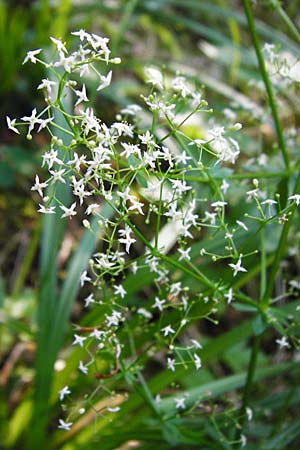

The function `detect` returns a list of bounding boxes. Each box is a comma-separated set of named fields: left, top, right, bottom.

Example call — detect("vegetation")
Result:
left=1, top=1, right=300, bottom=449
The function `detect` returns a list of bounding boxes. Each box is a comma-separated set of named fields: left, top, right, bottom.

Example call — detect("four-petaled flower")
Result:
left=58, top=419, right=73, bottom=431
left=229, top=255, right=247, bottom=277
left=59, top=385, right=71, bottom=401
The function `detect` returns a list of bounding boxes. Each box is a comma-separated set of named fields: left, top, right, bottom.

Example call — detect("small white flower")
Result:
left=145, top=67, right=163, bottom=89
left=75, top=84, right=88, bottom=106
left=37, top=204, right=56, bottom=214
left=21, top=108, right=40, bottom=135
left=58, top=419, right=73, bottom=431
left=175, top=397, right=186, bottom=409
left=240, top=434, right=247, bottom=447
left=178, top=248, right=191, bottom=261
left=190, top=339, right=203, bottom=349
left=152, top=297, right=166, bottom=312
left=288, top=194, right=300, bottom=206
left=60, top=202, right=77, bottom=219
left=58, top=385, right=71, bottom=401
left=23, top=49, right=42, bottom=64
left=114, top=284, right=127, bottom=299
left=276, top=336, right=289, bottom=349
left=97, top=70, right=112, bottom=91
left=37, top=78, right=56, bottom=97
left=236, top=220, right=248, bottom=231
left=50, top=36, right=68, bottom=54
left=221, top=179, right=229, bottom=194
left=6, top=116, right=20, bottom=134
left=80, top=270, right=91, bottom=287
left=72, top=334, right=87, bottom=347
left=224, top=287, right=233, bottom=304
left=194, top=353, right=202, bottom=370
left=31, top=175, right=48, bottom=197
left=78, top=361, right=89, bottom=374
left=161, top=325, right=175, bottom=336
left=229, top=255, right=247, bottom=277
left=246, top=407, right=253, bottom=421
left=137, top=308, right=152, bottom=319
left=84, top=293, right=95, bottom=307
left=71, top=29, right=89, bottom=41
left=167, top=357, right=175, bottom=371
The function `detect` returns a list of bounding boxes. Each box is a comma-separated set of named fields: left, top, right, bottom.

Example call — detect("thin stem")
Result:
left=242, top=0, right=289, bottom=170
left=261, top=173, right=300, bottom=309
left=237, top=335, right=261, bottom=433
left=274, top=1, right=300, bottom=43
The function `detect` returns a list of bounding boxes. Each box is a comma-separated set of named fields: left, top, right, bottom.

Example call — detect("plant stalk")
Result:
left=242, top=0, right=289, bottom=171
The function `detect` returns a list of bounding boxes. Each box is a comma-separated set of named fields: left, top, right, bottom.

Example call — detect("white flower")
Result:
left=75, top=84, right=88, bottom=105
left=167, top=357, right=175, bottom=371
left=97, top=70, right=112, bottom=91
left=58, top=385, right=71, bottom=401
left=276, top=336, right=289, bottom=349
left=37, top=204, right=56, bottom=214
left=145, top=67, right=163, bottom=89
left=42, top=149, right=62, bottom=169
left=178, top=248, right=191, bottom=261
left=246, top=407, right=253, bottom=421
left=50, top=36, right=68, bottom=54
left=37, top=78, right=56, bottom=97
left=236, top=220, right=248, bottom=231
left=194, top=353, right=202, bottom=370
left=80, top=270, right=91, bottom=287
left=224, top=287, right=233, bottom=304
left=152, top=297, right=166, bottom=311
left=161, top=325, right=175, bottom=336
left=137, top=308, right=152, bottom=319
left=60, top=202, right=77, bottom=218
left=175, top=397, right=186, bottom=409
left=31, top=175, right=48, bottom=197
left=6, top=116, right=20, bottom=134
left=114, top=284, right=127, bottom=299
left=190, top=339, right=203, bottom=349
left=50, top=169, right=66, bottom=184
left=221, top=179, right=229, bottom=194
left=155, top=394, right=161, bottom=404
left=229, top=255, right=247, bottom=277
left=78, top=361, right=89, bottom=374
left=288, top=194, right=300, bottom=206
left=58, top=419, right=72, bottom=431
left=23, top=49, right=42, bottom=64
left=240, top=434, right=247, bottom=448
left=175, top=151, right=192, bottom=165
left=118, top=226, right=136, bottom=253
left=71, top=29, right=89, bottom=41
left=72, top=334, right=87, bottom=347
left=21, top=108, right=40, bottom=135
left=37, top=117, right=54, bottom=133
left=84, top=293, right=95, bottom=308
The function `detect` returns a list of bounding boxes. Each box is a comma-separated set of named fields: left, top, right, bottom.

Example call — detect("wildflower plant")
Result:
left=6, top=5, right=300, bottom=448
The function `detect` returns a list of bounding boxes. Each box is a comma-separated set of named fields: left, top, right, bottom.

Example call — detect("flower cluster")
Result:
left=7, top=31, right=300, bottom=432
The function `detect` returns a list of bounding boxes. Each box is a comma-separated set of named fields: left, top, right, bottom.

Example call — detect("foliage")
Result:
left=1, top=1, right=300, bottom=450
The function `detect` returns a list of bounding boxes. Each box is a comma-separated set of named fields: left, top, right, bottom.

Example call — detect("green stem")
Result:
left=236, top=334, right=261, bottom=435
left=274, top=1, right=300, bottom=43
left=242, top=0, right=289, bottom=171
left=261, top=172, right=300, bottom=309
